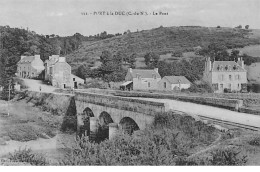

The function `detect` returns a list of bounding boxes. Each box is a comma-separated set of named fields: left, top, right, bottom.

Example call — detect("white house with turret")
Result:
left=203, top=57, right=247, bottom=93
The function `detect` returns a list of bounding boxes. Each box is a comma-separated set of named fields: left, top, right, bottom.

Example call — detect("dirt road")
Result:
left=22, top=78, right=56, bottom=93
left=134, top=97, right=260, bottom=129
left=0, top=99, right=75, bottom=159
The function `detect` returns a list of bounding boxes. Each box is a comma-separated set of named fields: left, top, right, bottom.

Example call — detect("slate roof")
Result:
left=45, top=56, right=59, bottom=65
left=71, top=74, right=84, bottom=81
left=121, top=81, right=133, bottom=86
left=130, top=69, right=161, bottom=78
left=18, top=56, right=35, bottom=63
left=212, top=61, right=246, bottom=72
left=164, top=76, right=191, bottom=84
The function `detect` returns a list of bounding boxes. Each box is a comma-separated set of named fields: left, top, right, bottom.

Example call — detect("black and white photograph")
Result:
left=1, top=0, right=260, bottom=167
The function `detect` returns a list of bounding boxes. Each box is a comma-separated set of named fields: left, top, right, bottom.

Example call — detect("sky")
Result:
left=0, top=0, right=260, bottom=36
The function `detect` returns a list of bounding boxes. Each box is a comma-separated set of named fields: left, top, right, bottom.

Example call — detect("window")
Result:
left=148, top=82, right=150, bottom=87
left=221, top=74, right=224, bottom=81
left=220, top=84, right=223, bottom=90
left=164, top=82, right=166, bottom=88
left=238, top=75, right=240, bottom=80
left=212, top=84, right=218, bottom=90
left=225, top=65, right=228, bottom=70
left=73, top=78, right=75, bottom=81
left=229, top=75, right=232, bottom=81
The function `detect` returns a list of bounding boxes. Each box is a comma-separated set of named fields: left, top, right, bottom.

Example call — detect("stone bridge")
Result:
left=74, top=91, right=169, bottom=140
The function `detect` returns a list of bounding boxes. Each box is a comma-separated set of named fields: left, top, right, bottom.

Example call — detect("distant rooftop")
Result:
left=130, top=68, right=161, bottom=78
left=163, top=76, right=191, bottom=84
left=212, top=61, right=245, bottom=72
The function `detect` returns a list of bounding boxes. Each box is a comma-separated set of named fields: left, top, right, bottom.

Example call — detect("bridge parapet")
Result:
left=75, top=91, right=167, bottom=115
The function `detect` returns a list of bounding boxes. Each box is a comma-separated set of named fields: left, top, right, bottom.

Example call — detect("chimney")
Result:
left=209, top=60, right=212, bottom=71
left=129, top=68, right=132, bottom=73
left=237, top=57, right=244, bottom=69
left=241, top=57, right=244, bottom=69
left=58, top=57, right=66, bottom=62
left=206, top=57, right=212, bottom=71
left=34, top=55, right=40, bottom=59
left=154, top=68, right=158, bottom=73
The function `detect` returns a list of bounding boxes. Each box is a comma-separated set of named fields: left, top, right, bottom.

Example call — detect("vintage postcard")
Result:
left=0, top=0, right=260, bottom=167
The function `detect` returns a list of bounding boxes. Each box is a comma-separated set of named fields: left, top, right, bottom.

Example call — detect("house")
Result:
left=124, top=68, right=161, bottom=90
left=71, top=74, right=84, bottom=89
left=44, top=55, right=59, bottom=81
left=44, top=55, right=71, bottom=88
left=158, top=76, right=191, bottom=91
left=45, top=55, right=84, bottom=89
left=202, top=57, right=247, bottom=93
left=17, top=55, right=44, bottom=78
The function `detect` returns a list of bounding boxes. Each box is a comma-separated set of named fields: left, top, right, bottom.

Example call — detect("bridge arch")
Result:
left=79, top=107, right=94, bottom=136
left=99, top=111, right=114, bottom=127
left=83, top=107, right=95, bottom=118
left=119, top=117, right=140, bottom=135
left=95, top=111, right=114, bottom=142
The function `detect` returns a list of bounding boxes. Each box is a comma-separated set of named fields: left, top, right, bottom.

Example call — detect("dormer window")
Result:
left=225, top=65, right=228, bottom=70
left=233, top=65, right=237, bottom=70
left=217, top=65, right=220, bottom=70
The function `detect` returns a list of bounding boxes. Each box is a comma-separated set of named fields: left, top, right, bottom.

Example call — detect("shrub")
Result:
left=208, top=147, right=247, bottom=165
left=8, top=148, right=49, bottom=165
left=60, top=112, right=220, bottom=165
left=248, top=137, right=260, bottom=146
left=185, top=82, right=214, bottom=93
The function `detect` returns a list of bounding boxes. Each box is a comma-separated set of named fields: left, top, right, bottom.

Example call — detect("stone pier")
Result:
left=89, top=117, right=99, bottom=141
left=109, top=123, right=119, bottom=140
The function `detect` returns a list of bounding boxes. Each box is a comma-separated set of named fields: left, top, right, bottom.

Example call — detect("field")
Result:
left=0, top=92, right=77, bottom=164
left=228, top=44, right=260, bottom=57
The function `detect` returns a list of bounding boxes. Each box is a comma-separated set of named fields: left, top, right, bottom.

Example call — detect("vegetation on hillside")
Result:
left=0, top=26, right=61, bottom=99
left=65, top=26, right=260, bottom=67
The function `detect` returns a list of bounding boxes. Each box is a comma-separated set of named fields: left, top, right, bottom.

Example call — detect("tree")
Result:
left=230, top=49, right=240, bottom=61
left=128, top=53, right=137, bottom=68
left=75, top=64, right=91, bottom=79
left=235, top=25, right=242, bottom=29
left=144, top=52, right=159, bottom=67
left=198, top=43, right=229, bottom=61
left=245, top=25, right=249, bottom=29
left=99, top=50, right=125, bottom=84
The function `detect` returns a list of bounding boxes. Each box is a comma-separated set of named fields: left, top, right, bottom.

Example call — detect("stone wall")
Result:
left=113, top=90, right=243, bottom=111
left=74, top=91, right=168, bottom=115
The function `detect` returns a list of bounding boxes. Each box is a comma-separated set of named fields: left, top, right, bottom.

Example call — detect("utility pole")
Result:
left=7, top=79, right=11, bottom=116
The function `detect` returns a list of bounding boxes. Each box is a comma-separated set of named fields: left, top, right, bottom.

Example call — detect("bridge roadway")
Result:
left=129, top=97, right=260, bottom=129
